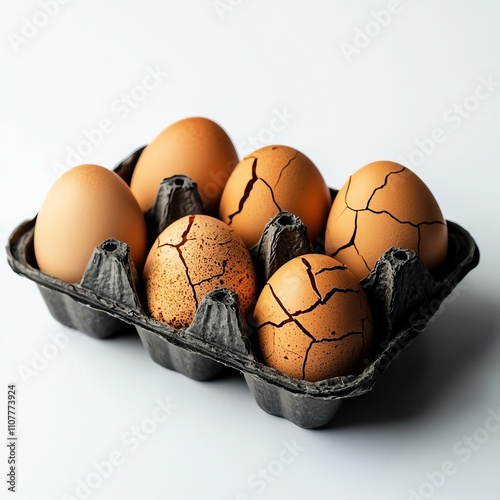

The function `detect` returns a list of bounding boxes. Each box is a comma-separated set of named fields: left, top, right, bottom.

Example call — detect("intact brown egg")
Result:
left=130, top=117, right=238, bottom=214
left=325, top=161, right=448, bottom=282
left=253, top=254, right=373, bottom=382
left=218, top=145, right=331, bottom=248
left=34, top=164, right=147, bottom=284
left=144, top=214, right=257, bottom=328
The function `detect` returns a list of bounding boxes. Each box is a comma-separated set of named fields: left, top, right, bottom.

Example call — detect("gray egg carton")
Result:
left=6, top=146, right=480, bottom=428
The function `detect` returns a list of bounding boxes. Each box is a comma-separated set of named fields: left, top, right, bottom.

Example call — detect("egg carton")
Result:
left=6, top=146, right=480, bottom=428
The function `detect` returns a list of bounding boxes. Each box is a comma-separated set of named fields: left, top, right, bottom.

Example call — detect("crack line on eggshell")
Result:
left=367, top=209, right=446, bottom=229
left=258, top=281, right=362, bottom=329
left=157, top=237, right=196, bottom=249
left=330, top=211, right=371, bottom=273
left=299, top=291, right=372, bottom=381
left=260, top=177, right=282, bottom=212
left=300, top=317, right=370, bottom=380
left=302, top=257, right=322, bottom=300
left=227, top=152, right=296, bottom=226
left=365, top=166, right=406, bottom=210
left=157, top=214, right=199, bottom=307
left=191, top=260, right=228, bottom=287
left=261, top=322, right=306, bottom=363
left=329, top=167, right=446, bottom=272
left=266, top=283, right=316, bottom=342
left=336, top=176, right=353, bottom=220
left=217, top=238, right=234, bottom=246
left=314, top=265, right=347, bottom=275
left=353, top=237, right=371, bottom=273
left=256, top=317, right=295, bottom=331
left=301, top=332, right=364, bottom=380
left=275, top=339, right=303, bottom=359
left=273, top=152, right=298, bottom=188
left=227, top=157, right=259, bottom=226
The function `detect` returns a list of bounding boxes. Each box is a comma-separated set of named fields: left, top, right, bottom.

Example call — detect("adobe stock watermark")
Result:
left=408, top=405, right=500, bottom=500
left=61, top=396, right=178, bottom=500
left=398, top=75, right=499, bottom=169
left=17, top=327, right=79, bottom=384
left=213, top=0, right=244, bottom=22
left=340, top=0, right=404, bottom=64
left=238, top=107, right=295, bottom=157
left=235, top=440, right=305, bottom=499
left=7, top=0, right=74, bottom=53
left=52, top=64, right=168, bottom=176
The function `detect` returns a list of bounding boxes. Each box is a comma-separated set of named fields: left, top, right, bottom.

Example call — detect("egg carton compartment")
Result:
left=6, top=147, right=480, bottom=428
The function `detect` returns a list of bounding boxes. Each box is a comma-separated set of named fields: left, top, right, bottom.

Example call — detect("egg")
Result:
left=219, top=145, right=331, bottom=248
left=325, top=161, right=448, bottom=282
left=253, top=254, right=373, bottom=382
left=144, top=214, right=257, bottom=328
left=34, top=164, right=147, bottom=283
left=130, top=117, right=238, bottom=214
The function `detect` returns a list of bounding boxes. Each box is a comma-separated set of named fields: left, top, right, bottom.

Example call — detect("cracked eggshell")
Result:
left=130, top=117, right=238, bottom=214
left=143, top=214, right=257, bottom=329
left=325, top=161, right=448, bottom=282
left=34, top=164, right=147, bottom=284
left=253, top=254, right=373, bottom=382
left=218, top=145, right=331, bottom=248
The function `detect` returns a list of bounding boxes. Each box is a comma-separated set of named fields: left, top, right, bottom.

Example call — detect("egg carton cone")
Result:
left=6, top=147, right=480, bottom=428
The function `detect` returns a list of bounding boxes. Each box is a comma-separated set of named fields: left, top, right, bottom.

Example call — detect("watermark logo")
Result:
left=61, top=397, right=178, bottom=499
left=52, top=64, right=168, bottom=176
left=340, top=0, right=404, bottom=63
left=18, top=328, right=78, bottom=384
left=238, top=107, right=295, bottom=157
left=213, top=0, right=245, bottom=21
left=408, top=405, right=500, bottom=499
left=399, top=75, right=500, bottom=169
left=235, top=440, right=305, bottom=499
left=7, top=0, right=74, bottom=53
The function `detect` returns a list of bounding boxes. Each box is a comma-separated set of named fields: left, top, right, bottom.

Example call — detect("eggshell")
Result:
left=219, top=145, right=331, bottom=248
left=325, top=161, right=448, bottom=282
left=34, top=164, right=147, bottom=284
left=130, top=117, right=238, bottom=214
left=144, top=214, right=257, bottom=328
left=253, top=254, right=373, bottom=382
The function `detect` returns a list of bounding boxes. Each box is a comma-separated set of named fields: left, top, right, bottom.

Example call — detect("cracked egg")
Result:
left=219, top=145, right=331, bottom=248
left=143, top=214, right=257, bottom=329
left=253, top=254, right=373, bottom=382
left=325, top=161, right=448, bottom=282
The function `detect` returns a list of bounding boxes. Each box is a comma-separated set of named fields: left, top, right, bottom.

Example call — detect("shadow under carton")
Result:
left=6, top=146, right=480, bottom=428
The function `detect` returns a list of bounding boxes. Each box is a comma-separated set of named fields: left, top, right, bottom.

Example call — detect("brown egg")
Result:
left=253, top=254, right=373, bottom=382
left=144, top=214, right=257, bottom=328
left=325, top=161, right=448, bottom=282
left=219, top=145, right=331, bottom=248
left=130, top=117, right=238, bottom=214
left=34, top=164, right=147, bottom=284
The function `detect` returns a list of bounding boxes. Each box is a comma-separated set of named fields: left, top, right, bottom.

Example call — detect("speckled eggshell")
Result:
left=325, top=161, right=448, bottom=282
left=34, top=164, right=147, bottom=284
left=253, top=254, right=373, bottom=382
left=218, top=145, right=331, bottom=248
left=144, top=214, right=257, bottom=328
left=130, top=117, right=238, bottom=214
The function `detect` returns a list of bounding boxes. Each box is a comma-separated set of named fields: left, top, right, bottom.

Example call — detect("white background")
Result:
left=1, top=1, right=500, bottom=499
